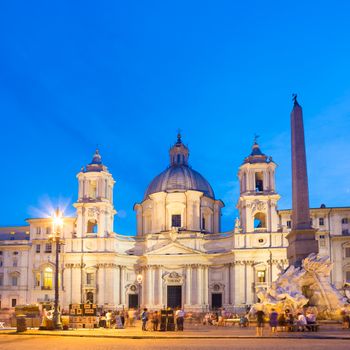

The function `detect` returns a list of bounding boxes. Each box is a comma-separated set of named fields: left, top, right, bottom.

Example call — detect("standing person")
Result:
left=128, top=308, right=135, bottom=327
left=269, top=308, right=278, bottom=335
left=255, top=309, right=265, bottom=337
left=175, top=308, right=185, bottom=331
left=141, top=308, right=148, bottom=331
left=106, top=310, right=112, bottom=329
left=151, top=311, right=160, bottom=331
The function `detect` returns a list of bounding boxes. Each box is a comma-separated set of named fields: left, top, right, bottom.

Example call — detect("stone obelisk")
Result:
left=287, top=95, right=318, bottom=266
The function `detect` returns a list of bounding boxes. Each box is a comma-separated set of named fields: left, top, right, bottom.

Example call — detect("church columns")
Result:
left=146, top=266, right=153, bottom=306
left=114, top=265, right=120, bottom=306
left=229, top=263, right=235, bottom=306
left=197, top=265, right=203, bottom=305
left=97, top=264, right=105, bottom=306
left=64, top=264, right=73, bottom=305
left=157, top=266, right=163, bottom=306
left=120, top=266, right=126, bottom=306
left=185, top=265, right=192, bottom=305
left=203, top=265, right=209, bottom=306
left=71, top=264, right=82, bottom=304
left=245, top=262, right=254, bottom=305
left=224, top=264, right=230, bottom=305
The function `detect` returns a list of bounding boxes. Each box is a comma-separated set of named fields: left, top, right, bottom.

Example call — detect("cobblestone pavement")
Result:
left=0, top=335, right=350, bottom=350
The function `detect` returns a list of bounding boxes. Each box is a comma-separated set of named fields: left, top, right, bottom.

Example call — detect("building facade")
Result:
left=0, top=135, right=349, bottom=311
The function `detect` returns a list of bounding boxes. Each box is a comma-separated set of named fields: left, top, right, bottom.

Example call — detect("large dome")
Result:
left=144, top=164, right=215, bottom=199
left=144, top=133, right=215, bottom=200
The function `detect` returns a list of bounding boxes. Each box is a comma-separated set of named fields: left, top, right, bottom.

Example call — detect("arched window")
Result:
left=89, top=180, right=97, bottom=198
left=43, top=267, right=53, bottom=290
left=87, top=220, right=98, bottom=234
left=254, top=212, right=266, bottom=229
left=86, top=292, right=94, bottom=303
left=255, top=172, right=264, bottom=192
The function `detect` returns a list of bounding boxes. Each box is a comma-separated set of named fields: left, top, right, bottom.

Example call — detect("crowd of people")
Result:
left=254, top=308, right=318, bottom=336
left=96, top=307, right=186, bottom=331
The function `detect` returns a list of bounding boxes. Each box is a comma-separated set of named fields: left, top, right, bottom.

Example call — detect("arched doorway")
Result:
left=86, top=291, right=94, bottom=303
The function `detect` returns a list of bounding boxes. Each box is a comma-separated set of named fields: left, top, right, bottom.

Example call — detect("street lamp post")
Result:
left=51, top=208, right=63, bottom=330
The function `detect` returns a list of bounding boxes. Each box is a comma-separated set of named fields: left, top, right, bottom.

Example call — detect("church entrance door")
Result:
left=211, top=293, right=222, bottom=309
left=128, top=294, right=139, bottom=309
left=167, top=286, right=182, bottom=308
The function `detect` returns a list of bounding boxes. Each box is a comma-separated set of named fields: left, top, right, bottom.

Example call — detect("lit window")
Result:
left=319, top=218, right=324, bottom=226
left=257, top=271, right=266, bottom=283
left=172, top=215, right=181, bottom=228
left=36, top=244, right=41, bottom=253
left=43, top=267, right=53, bottom=290
left=45, top=243, right=52, bottom=253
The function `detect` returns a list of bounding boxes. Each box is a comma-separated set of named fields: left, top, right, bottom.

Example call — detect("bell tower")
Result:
left=237, top=138, right=280, bottom=233
left=74, top=149, right=116, bottom=238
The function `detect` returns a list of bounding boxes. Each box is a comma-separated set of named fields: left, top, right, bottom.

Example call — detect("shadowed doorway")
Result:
left=167, top=286, right=182, bottom=308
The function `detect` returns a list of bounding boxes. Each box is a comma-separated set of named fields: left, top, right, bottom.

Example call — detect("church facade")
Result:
left=0, top=135, right=350, bottom=311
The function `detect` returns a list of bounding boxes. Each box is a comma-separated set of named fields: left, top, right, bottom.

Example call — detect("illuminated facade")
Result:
left=0, top=136, right=349, bottom=311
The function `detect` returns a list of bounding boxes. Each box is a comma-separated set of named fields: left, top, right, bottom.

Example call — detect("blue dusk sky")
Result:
left=1, top=1, right=350, bottom=235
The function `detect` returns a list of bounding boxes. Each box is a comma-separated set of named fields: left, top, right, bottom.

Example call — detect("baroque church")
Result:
left=1, top=133, right=350, bottom=311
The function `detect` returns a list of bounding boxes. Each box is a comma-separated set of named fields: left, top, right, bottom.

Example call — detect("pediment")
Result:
left=146, top=242, right=201, bottom=255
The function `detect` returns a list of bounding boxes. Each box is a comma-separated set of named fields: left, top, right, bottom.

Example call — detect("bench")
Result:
left=224, top=318, right=241, bottom=326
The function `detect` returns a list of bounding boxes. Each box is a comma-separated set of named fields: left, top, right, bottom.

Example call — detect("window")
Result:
left=13, top=259, right=17, bottom=267
left=0, top=273, right=3, bottom=286
left=319, top=235, right=325, bottom=239
left=254, top=213, right=266, bottom=229
left=46, top=227, right=51, bottom=235
left=45, top=243, right=52, bottom=253
left=342, top=229, right=349, bottom=236
left=202, top=217, right=206, bottom=230
left=36, top=244, right=41, bottom=253
left=12, top=276, right=18, bottom=286
left=89, top=180, right=97, bottom=198
left=257, top=271, right=266, bottom=283
left=342, top=218, right=348, bottom=224
left=11, top=299, right=17, bottom=307
left=345, top=248, right=350, bottom=258
left=319, top=218, right=324, bottom=226
left=0, top=251, right=2, bottom=255
left=171, top=214, right=181, bottom=228
left=286, top=220, right=291, bottom=229
left=0, top=260, right=3, bottom=267
left=43, top=267, right=53, bottom=290
left=346, top=271, right=350, bottom=283
left=86, top=273, right=94, bottom=285
left=36, top=227, right=41, bottom=235
left=87, top=220, right=98, bottom=234
left=255, top=172, right=264, bottom=192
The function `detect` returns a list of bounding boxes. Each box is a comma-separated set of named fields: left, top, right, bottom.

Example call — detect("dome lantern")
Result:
left=169, top=131, right=189, bottom=166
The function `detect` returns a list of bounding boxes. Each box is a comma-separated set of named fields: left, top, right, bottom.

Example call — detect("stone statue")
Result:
left=254, top=253, right=347, bottom=319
